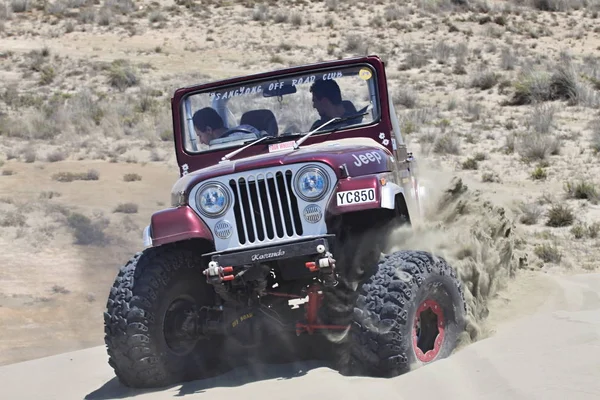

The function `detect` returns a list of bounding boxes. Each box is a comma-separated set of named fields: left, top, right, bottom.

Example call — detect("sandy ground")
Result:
left=1, top=269, right=598, bottom=400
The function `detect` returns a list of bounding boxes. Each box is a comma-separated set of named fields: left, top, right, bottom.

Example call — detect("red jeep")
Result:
left=103, top=55, right=467, bottom=388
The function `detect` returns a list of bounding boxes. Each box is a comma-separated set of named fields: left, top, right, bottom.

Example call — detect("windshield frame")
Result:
left=170, top=56, right=394, bottom=176
left=178, top=62, right=382, bottom=156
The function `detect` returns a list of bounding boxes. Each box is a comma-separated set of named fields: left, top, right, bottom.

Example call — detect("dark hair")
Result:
left=310, top=79, right=342, bottom=105
left=192, top=107, right=224, bottom=131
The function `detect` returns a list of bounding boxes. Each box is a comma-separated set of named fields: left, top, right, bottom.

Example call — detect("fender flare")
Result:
left=144, top=205, right=214, bottom=247
left=381, top=178, right=427, bottom=223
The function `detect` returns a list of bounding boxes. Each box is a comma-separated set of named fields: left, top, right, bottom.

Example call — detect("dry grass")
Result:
left=546, top=203, right=574, bottom=227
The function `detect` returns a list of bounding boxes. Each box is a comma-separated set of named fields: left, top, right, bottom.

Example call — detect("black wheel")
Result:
left=340, top=250, right=467, bottom=377
left=103, top=242, right=222, bottom=388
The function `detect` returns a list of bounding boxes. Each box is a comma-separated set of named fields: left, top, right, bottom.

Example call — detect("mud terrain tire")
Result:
left=342, top=250, right=467, bottom=377
left=103, top=243, right=222, bottom=388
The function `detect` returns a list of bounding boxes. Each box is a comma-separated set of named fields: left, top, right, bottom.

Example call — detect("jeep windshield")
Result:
left=181, top=64, right=381, bottom=153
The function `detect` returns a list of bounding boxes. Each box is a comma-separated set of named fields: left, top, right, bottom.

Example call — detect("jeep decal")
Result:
left=352, top=151, right=383, bottom=167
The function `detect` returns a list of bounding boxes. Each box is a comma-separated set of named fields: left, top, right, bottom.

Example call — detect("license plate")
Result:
left=336, top=188, right=376, bottom=206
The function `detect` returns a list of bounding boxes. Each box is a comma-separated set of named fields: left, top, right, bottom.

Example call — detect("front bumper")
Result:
left=205, top=234, right=335, bottom=267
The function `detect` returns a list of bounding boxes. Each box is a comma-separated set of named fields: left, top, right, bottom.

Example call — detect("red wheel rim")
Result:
left=412, top=299, right=445, bottom=362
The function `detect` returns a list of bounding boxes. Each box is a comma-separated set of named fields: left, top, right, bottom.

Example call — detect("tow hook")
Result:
left=305, top=244, right=337, bottom=287
left=203, top=261, right=234, bottom=284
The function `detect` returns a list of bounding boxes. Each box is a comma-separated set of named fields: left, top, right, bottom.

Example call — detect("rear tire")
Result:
left=103, top=242, right=222, bottom=388
left=340, top=250, right=467, bottom=377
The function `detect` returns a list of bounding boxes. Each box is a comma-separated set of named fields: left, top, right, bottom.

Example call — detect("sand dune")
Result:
left=1, top=271, right=598, bottom=400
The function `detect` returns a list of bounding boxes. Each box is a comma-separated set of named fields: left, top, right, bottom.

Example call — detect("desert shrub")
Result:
left=473, top=152, right=487, bottom=161
left=534, top=243, right=562, bottom=263
left=114, top=202, right=138, bottom=213
left=571, top=223, right=586, bottom=239
left=530, top=165, right=547, bottom=180
left=481, top=171, right=500, bottom=183
left=394, top=86, right=418, bottom=109
left=0, top=211, right=26, bottom=227
left=528, top=104, right=555, bottom=134
left=23, top=149, right=36, bottom=163
left=469, top=68, right=499, bottom=90
left=344, top=34, right=367, bottom=54
left=432, top=40, right=452, bottom=64
left=123, top=173, right=142, bottom=182
left=384, top=4, right=404, bottom=20
left=564, top=180, right=599, bottom=203
left=46, top=149, right=66, bottom=162
left=252, top=3, right=269, bottom=20
left=78, top=7, right=95, bottom=23
left=107, top=59, right=139, bottom=91
left=500, top=47, right=517, bottom=70
left=546, top=203, right=574, bottom=227
left=290, top=11, right=302, bottom=26
left=10, top=0, right=29, bottom=13
left=519, top=202, right=542, bottom=225
left=97, top=6, right=112, bottom=25
left=433, top=133, right=461, bottom=155
left=461, top=157, right=478, bottom=170
left=518, top=133, right=560, bottom=161
left=399, top=43, right=430, bottom=70
left=52, top=169, right=99, bottom=182
left=508, top=60, right=596, bottom=106
left=148, top=10, right=166, bottom=23
left=67, top=212, right=108, bottom=245
left=589, top=222, right=600, bottom=238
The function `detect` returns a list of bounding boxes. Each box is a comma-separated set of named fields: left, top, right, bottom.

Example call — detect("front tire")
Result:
left=103, top=242, right=222, bottom=388
left=342, top=250, right=467, bottom=377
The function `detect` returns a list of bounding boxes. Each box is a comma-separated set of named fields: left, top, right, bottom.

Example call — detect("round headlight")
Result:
left=195, top=182, right=230, bottom=217
left=294, top=165, right=329, bottom=202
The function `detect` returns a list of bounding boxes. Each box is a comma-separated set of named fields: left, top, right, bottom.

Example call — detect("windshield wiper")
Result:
left=220, top=135, right=270, bottom=162
left=293, top=106, right=371, bottom=150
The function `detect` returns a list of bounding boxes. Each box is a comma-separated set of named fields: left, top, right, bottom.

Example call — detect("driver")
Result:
left=309, top=79, right=357, bottom=131
left=192, top=107, right=260, bottom=145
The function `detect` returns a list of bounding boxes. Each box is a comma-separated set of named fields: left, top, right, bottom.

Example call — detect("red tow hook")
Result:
left=305, top=261, right=318, bottom=272
left=202, top=262, right=234, bottom=283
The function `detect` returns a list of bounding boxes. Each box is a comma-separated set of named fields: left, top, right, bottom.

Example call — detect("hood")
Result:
left=171, top=137, right=394, bottom=198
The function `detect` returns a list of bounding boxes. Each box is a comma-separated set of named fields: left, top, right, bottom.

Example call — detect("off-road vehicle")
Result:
left=103, top=55, right=467, bottom=389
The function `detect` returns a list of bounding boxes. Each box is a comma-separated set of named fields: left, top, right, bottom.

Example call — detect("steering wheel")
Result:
left=220, top=127, right=257, bottom=138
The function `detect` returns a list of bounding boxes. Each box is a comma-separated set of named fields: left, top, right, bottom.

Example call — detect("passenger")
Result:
left=192, top=107, right=260, bottom=145
left=192, top=107, right=226, bottom=144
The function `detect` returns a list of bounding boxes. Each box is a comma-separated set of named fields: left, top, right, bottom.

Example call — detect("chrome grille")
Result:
left=229, top=169, right=303, bottom=244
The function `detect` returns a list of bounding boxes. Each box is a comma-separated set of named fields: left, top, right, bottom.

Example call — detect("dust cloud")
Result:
left=387, top=165, right=527, bottom=346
